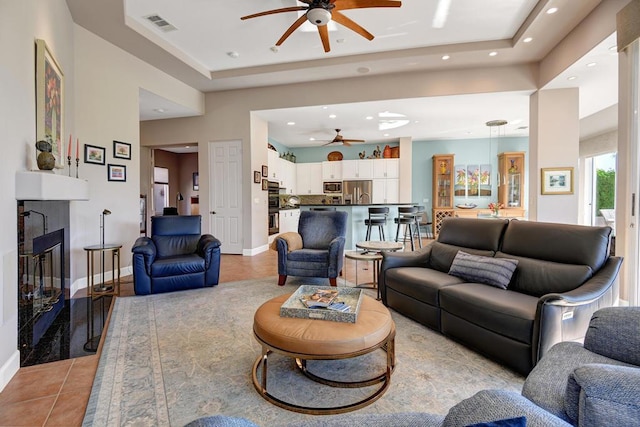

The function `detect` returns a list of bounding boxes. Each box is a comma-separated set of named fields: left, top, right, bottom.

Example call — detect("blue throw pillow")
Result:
left=448, top=251, right=518, bottom=289
left=466, top=416, right=526, bottom=427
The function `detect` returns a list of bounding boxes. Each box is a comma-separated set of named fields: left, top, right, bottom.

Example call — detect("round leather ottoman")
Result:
left=252, top=292, right=396, bottom=414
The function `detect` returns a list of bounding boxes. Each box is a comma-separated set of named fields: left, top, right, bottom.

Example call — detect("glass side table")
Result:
left=83, top=244, right=121, bottom=352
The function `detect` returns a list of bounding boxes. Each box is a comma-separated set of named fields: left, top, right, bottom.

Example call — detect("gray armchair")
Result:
left=275, top=210, right=348, bottom=286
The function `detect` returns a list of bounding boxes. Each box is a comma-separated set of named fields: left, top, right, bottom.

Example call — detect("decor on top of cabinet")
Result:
left=35, top=137, right=55, bottom=170
left=373, top=145, right=382, bottom=158
left=488, top=202, right=504, bottom=216
left=383, top=145, right=392, bottom=158
left=359, top=150, right=366, bottom=159
left=327, top=151, right=343, bottom=161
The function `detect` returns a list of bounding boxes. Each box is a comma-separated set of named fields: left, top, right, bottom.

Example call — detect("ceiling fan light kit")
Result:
left=241, top=0, right=402, bottom=53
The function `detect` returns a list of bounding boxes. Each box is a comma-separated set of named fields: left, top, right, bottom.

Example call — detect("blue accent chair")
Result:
left=276, top=210, right=348, bottom=286
left=131, top=215, right=221, bottom=295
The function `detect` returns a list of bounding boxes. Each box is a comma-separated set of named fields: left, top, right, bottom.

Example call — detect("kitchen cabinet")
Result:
left=322, top=161, right=342, bottom=181
left=432, top=154, right=455, bottom=239
left=296, top=162, right=323, bottom=195
left=279, top=209, right=300, bottom=234
left=267, top=149, right=280, bottom=183
left=372, top=178, right=399, bottom=204
left=342, top=159, right=373, bottom=180
left=498, top=151, right=525, bottom=209
left=373, top=158, right=399, bottom=179
left=280, top=159, right=296, bottom=194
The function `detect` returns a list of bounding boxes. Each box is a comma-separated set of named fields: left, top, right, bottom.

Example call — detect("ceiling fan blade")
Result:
left=318, top=25, right=331, bottom=52
left=241, top=6, right=307, bottom=20
left=334, top=0, right=401, bottom=11
left=343, top=140, right=352, bottom=146
left=343, top=138, right=365, bottom=143
left=331, top=11, right=374, bottom=40
left=276, top=15, right=307, bottom=46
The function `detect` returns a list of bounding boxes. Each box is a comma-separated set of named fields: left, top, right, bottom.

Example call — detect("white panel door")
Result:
left=209, top=140, right=243, bottom=254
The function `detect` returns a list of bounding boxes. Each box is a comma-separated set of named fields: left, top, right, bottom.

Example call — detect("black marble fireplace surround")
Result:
left=16, top=200, right=96, bottom=366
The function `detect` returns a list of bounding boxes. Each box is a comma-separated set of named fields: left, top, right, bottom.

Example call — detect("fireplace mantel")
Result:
left=15, top=171, right=89, bottom=201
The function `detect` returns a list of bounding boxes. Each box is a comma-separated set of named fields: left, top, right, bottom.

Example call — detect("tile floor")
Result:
left=0, top=241, right=428, bottom=426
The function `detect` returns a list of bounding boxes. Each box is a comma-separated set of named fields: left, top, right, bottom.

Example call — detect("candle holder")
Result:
left=75, top=157, right=79, bottom=178
left=67, top=156, right=72, bottom=177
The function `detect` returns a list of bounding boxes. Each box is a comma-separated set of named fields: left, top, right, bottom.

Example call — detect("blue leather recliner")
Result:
left=132, top=215, right=221, bottom=295
left=276, top=210, right=348, bottom=286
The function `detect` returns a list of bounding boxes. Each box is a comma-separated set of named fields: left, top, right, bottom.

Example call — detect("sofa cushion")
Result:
left=496, top=253, right=593, bottom=297
left=385, top=267, right=464, bottom=306
left=564, top=364, right=640, bottom=427
left=500, top=220, right=611, bottom=272
left=584, top=307, right=640, bottom=366
left=438, top=217, right=509, bottom=251
left=430, top=242, right=496, bottom=273
left=466, top=417, right=526, bottom=427
left=440, top=283, right=538, bottom=344
left=449, top=251, right=518, bottom=289
left=150, top=253, right=205, bottom=277
left=287, top=248, right=329, bottom=263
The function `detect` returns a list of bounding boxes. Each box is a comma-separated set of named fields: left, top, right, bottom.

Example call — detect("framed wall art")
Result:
left=84, top=144, right=105, bottom=165
left=262, top=179, right=269, bottom=190
left=541, top=167, right=574, bottom=195
left=262, top=165, right=268, bottom=177
left=35, top=39, right=64, bottom=168
left=113, top=140, right=131, bottom=160
left=254, top=170, right=261, bottom=184
left=108, top=164, right=127, bottom=182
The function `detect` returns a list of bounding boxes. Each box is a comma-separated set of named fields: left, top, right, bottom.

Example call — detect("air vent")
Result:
left=144, top=14, right=177, bottom=32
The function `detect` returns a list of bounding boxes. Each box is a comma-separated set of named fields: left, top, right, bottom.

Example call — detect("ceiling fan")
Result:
left=241, top=0, right=402, bottom=53
left=322, top=129, right=365, bottom=146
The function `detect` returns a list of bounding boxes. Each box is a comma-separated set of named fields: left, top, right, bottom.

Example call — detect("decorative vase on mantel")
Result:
left=35, top=137, right=55, bottom=171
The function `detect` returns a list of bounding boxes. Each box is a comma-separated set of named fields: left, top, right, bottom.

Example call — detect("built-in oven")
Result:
left=323, top=181, right=342, bottom=193
left=268, top=181, right=280, bottom=235
left=268, top=210, right=279, bottom=235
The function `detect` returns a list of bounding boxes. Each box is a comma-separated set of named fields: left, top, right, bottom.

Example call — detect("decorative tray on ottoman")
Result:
left=280, top=285, right=363, bottom=323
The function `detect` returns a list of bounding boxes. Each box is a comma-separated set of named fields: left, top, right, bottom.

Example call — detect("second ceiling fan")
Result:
left=241, top=0, right=402, bottom=53
left=323, top=129, right=365, bottom=146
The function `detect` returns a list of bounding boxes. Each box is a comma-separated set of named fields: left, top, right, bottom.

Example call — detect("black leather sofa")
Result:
left=379, top=217, right=622, bottom=374
left=132, top=215, right=221, bottom=295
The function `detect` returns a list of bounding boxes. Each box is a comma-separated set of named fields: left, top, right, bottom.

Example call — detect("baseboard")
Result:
left=0, top=350, right=20, bottom=393
left=70, top=266, right=133, bottom=297
left=243, top=245, right=269, bottom=256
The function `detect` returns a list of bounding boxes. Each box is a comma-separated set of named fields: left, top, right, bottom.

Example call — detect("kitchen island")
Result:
left=300, top=203, right=420, bottom=250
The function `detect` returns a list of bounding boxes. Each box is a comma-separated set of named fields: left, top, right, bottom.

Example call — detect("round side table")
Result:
left=344, top=251, right=383, bottom=299
left=83, top=244, right=122, bottom=352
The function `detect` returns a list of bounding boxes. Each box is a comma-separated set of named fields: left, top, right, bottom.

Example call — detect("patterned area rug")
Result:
left=83, top=277, right=524, bottom=426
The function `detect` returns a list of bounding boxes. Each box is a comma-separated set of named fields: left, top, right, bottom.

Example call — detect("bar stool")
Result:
left=364, top=207, right=389, bottom=241
left=412, top=205, right=426, bottom=248
left=394, top=206, right=418, bottom=250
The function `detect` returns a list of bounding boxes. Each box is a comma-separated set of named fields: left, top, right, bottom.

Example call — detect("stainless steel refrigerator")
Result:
left=343, top=180, right=373, bottom=204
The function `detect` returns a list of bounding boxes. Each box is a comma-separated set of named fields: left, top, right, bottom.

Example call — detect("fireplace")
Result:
left=18, top=202, right=70, bottom=366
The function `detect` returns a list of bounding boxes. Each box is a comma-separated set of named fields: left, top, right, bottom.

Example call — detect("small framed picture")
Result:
left=541, top=167, right=574, bottom=195
left=193, top=172, right=199, bottom=191
left=254, top=170, right=261, bottom=184
left=261, top=165, right=268, bottom=177
left=113, top=140, right=131, bottom=160
left=107, top=164, right=127, bottom=182
left=262, top=179, right=269, bottom=191
left=84, top=144, right=105, bottom=165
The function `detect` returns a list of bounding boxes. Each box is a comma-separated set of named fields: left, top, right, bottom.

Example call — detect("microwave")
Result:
left=323, top=181, right=342, bottom=193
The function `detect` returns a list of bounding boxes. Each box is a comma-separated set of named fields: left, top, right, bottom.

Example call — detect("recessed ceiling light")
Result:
left=357, top=67, right=370, bottom=74
left=523, top=37, right=533, bottom=43
left=442, top=55, right=450, bottom=60
left=185, top=145, right=190, bottom=149
left=322, top=106, right=328, bottom=110
left=329, top=114, right=336, bottom=119
left=287, top=121, right=295, bottom=126
left=489, top=51, right=498, bottom=57
left=365, top=116, right=374, bottom=120
left=153, top=108, right=165, bottom=113
left=227, top=51, right=239, bottom=58
left=567, top=76, right=577, bottom=81
left=586, top=62, right=597, bottom=67
left=414, top=120, right=420, bottom=124
left=546, top=7, right=558, bottom=14
left=270, top=46, right=279, bottom=53
left=309, top=137, right=316, bottom=141
left=336, top=38, right=345, bottom=44
left=383, top=133, right=390, bottom=137
left=609, top=45, right=617, bottom=51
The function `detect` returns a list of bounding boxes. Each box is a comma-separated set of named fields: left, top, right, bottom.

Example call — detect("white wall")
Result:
left=0, top=0, right=204, bottom=391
